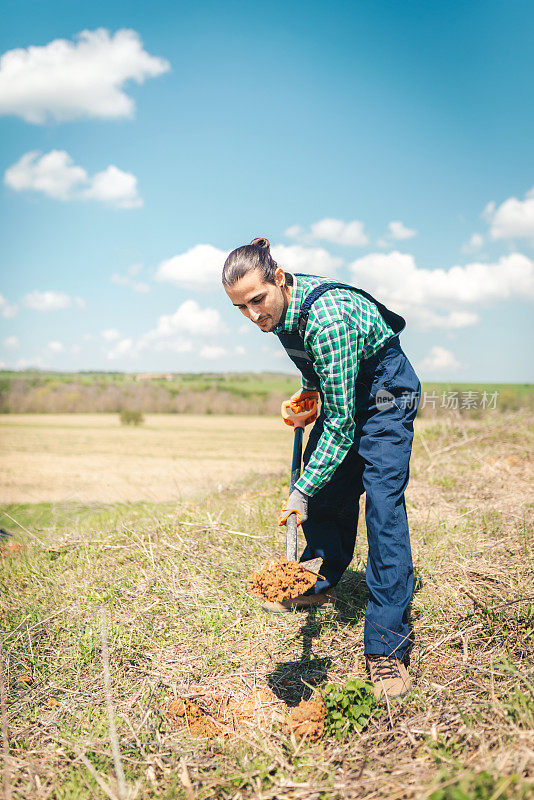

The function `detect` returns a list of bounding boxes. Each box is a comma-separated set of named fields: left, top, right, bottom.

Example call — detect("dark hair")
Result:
left=222, top=237, right=279, bottom=287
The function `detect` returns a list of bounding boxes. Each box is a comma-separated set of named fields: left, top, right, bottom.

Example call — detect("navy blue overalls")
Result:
left=277, top=277, right=420, bottom=660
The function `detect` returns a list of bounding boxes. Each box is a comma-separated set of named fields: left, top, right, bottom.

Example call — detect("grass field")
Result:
left=1, top=410, right=533, bottom=799
left=0, top=414, right=294, bottom=503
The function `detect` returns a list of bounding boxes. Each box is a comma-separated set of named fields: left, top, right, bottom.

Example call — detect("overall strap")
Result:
left=293, top=275, right=405, bottom=340
left=296, top=280, right=361, bottom=338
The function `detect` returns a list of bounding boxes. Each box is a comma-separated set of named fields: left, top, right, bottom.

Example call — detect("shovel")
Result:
left=281, top=397, right=323, bottom=577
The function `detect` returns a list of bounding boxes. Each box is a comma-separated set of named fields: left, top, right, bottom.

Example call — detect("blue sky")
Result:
left=1, top=0, right=533, bottom=380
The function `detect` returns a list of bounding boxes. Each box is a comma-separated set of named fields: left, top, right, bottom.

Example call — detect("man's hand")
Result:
left=290, top=389, right=319, bottom=415
left=278, top=488, right=309, bottom=526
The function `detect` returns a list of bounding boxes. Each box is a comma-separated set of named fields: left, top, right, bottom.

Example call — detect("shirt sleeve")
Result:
left=294, top=320, right=360, bottom=496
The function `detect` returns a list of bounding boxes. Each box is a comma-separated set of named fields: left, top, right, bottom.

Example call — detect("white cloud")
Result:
left=134, top=282, right=150, bottom=293
left=271, top=244, right=342, bottom=277
left=156, top=241, right=343, bottom=289
left=0, top=28, right=170, bottom=124
left=101, top=329, right=120, bottom=341
left=111, top=270, right=150, bottom=292
left=16, top=356, right=45, bottom=369
left=5, top=150, right=85, bottom=199
left=419, top=346, right=461, bottom=373
left=388, top=220, right=417, bottom=240
left=235, top=345, right=246, bottom=355
left=83, top=165, right=142, bottom=208
left=486, top=187, right=534, bottom=241
left=107, top=338, right=134, bottom=360
left=4, top=336, right=19, bottom=348
left=284, top=225, right=303, bottom=240
left=348, top=250, right=534, bottom=329
left=5, top=150, right=142, bottom=208
left=200, top=345, right=228, bottom=359
left=22, top=290, right=84, bottom=311
left=462, top=233, right=484, bottom=253
left=128, top=263, right=143, bottom=276
left=104, top=299, right=226, bottom=361
left=286, top=218, right=368, bottom=246
left=0, top=295, right=18, bottom=319
left=155, top=244, right=228, bottom=289
left=134, top=299, right=226, bottom=357
left=47, top=341, right=64, bottom=353
left=144, top=299, right=225, bottom=340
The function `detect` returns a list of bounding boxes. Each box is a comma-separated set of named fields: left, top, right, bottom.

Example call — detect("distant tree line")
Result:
left=0, top=372, right=531, bottom=416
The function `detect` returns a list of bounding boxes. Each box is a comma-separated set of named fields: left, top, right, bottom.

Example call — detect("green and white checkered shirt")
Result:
left=274, top=273, right=394, bottom=496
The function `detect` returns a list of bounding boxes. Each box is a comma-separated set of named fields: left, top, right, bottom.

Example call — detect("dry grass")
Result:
left=0, top=414, right=294, bottom=503
left=0, top=411, right=532, bottom=799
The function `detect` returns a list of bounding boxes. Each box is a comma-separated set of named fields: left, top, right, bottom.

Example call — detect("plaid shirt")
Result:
left=274, top=273, right=394, bottom=496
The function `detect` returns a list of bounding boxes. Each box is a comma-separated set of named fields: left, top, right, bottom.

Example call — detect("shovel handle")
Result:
left=286, top=425, right=304, bottom=561
left=286, top=514, right=298, bottom=561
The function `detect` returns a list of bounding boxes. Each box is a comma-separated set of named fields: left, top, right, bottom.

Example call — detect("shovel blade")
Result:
left=300, top=557, right=323, bottom=576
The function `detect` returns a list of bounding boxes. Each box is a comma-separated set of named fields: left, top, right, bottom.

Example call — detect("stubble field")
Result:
left=0, top=414, right=294, bottom=503
left=1, top=409, right=533, bottom=799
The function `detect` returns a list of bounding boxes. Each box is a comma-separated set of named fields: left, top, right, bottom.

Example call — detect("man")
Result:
left=223, top=237, right=420, bottom=699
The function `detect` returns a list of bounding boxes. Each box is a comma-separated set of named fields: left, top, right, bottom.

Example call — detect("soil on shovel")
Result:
left=246, top=556, right=318, bottom=602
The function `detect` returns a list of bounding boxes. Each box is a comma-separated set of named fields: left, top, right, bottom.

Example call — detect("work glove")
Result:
left=289, top=389, right=319, bottom=415
left=278, top=488, right=309, bottom=526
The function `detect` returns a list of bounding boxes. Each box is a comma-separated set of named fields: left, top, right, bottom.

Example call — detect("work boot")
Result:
left=366, top=655, right=411, bottom=700
left=261, top=589, right=336, bottom=614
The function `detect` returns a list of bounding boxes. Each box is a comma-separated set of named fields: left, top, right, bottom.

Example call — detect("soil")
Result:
left=0, top=540, right=21, bottom=558
left=167, top=698, right=221, bottom=738
left=285, top=698, right=326, bottom=742
left=166, top=684, right=279, bottom=739
left=246, top=556, right=318, bottom=602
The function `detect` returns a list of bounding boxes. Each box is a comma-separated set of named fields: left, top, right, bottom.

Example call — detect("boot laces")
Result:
left=368, top=656, right=400, bottom=680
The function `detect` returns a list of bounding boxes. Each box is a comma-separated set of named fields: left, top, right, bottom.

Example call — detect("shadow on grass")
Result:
left=266, top=564, right=425, bottom=703
left=266, top=567, right=368, bottom=706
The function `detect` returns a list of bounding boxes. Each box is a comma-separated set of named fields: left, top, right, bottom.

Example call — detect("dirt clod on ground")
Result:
left=167, top=698, right=221, bottom=738
left=0, top=540, right=21, bottom=558
left=166, top=685, right=279, bottom=739
left=285, top=698, right=326, bottom=741
left=247, top=556, right=318, bottom=602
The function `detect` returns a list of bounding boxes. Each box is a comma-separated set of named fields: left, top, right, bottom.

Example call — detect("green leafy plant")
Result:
left=322, top=677, right=384, bottom=739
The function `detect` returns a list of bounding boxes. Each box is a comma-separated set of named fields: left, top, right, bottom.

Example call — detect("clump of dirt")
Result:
left=247, top=556, right=317, bottom=602
left=285, top=698, right=326, bottom=741
left=166, top=684, right=279, bottom=739
left=167, top=698, right=221, bottom=738
left=0, top=540, right=21, bottom=558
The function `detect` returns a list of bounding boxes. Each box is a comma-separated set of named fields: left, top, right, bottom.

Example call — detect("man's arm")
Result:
left=294, top=320, right=360, bottom=496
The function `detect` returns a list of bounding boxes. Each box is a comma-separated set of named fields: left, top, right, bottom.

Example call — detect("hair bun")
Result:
left=249, top=237, right=270, bottom=250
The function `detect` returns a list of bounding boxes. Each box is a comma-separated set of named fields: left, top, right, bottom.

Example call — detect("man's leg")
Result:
left=358, top=345, right=420, bottom=663
left=300, top=416, right=364, bottom=594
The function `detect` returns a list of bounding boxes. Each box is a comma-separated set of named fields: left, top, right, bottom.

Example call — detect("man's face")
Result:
left=225, top=267, right=288, bottom=333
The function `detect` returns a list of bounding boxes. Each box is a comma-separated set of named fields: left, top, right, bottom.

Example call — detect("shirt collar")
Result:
left=273, top=273, right=302, bottom=334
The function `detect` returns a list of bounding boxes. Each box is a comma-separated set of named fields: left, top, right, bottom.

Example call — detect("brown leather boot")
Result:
left=366, top=655, right=411, bottom=700
left=261, top=589, right=336, bottom=614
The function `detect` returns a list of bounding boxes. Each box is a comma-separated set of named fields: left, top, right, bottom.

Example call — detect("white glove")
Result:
left=278, top=488, right=309, bottom=526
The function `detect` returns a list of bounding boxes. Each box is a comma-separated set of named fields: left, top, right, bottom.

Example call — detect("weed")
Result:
left=322, top=677, right=384, bottom=738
